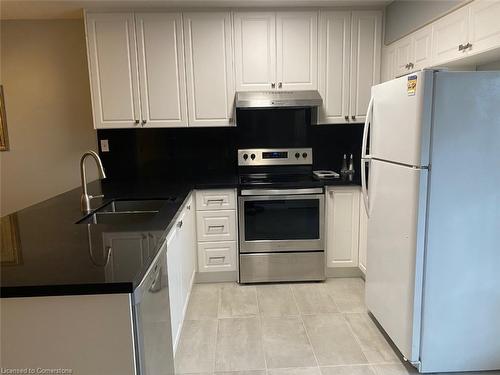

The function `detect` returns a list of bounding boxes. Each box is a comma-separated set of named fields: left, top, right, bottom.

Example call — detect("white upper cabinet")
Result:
left=233, top=12, right=276, bottom=91
left=317, top=10, right=382, bottom=124
left=469, top=0, right=500, bottom=55
left=318, top=11, right=351, bottom=123
left=349, top=11, right=382, bottom=123
left=431, top=6, right=469, bottom=65
left=276, top=11, right=318, bottom=90
left=394, top=35, right=413, bottom=76
left=412, top=25, right=433, bottom=71
left=183, top=12, right=235, bottom=127
left=86, top=13, right=141, bottom=129
left=135, top=13, right=188, bottom=127
left=381, top=44, right=396, bottom=82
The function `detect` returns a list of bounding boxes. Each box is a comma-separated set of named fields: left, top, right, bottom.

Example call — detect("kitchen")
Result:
left=0, top=0, right=499, bottom=374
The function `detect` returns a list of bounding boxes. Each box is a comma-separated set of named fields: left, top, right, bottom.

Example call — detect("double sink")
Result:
left=77, top=198, right=175, bottom=225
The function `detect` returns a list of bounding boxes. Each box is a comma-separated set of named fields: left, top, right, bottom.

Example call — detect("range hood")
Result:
left=235, top=90, right=322, bottom=109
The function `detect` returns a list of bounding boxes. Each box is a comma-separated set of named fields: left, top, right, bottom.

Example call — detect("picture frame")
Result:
left=0, top=85, right=9, bottom=151
left=1, top=214, right=23, bottom=266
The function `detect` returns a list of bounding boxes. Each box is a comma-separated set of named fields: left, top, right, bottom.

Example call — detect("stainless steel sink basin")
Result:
left=77, top=199, right=173, bottom=225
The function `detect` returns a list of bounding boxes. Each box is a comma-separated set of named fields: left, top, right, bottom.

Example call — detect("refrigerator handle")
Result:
left=362, top=96, right=374, bottom=159
left=361, top=158, right=370, bottom=216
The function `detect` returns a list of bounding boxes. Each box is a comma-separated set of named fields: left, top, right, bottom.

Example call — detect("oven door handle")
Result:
left=240, top=188, right=323, bottom=196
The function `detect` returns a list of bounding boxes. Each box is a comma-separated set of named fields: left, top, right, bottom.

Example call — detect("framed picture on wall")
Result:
left=1, top=215, right=22, bottom=266
left=0, top=85, right=9, bottom=151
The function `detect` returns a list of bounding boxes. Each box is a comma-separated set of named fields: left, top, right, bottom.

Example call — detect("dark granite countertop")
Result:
left=0, top=174, right=357, bottom=298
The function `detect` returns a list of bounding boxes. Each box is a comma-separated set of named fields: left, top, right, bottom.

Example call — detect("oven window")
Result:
left=244, top=199, right=319, bottom=241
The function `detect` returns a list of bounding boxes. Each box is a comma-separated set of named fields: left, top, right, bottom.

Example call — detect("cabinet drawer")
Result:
left=196, top=189, right=236, bottom=211
left=198, top=241, right=237, bottom=272
left=196, top=210, right=237, bottom=242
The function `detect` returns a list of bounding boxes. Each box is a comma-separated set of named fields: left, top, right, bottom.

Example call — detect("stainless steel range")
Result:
left=237, top=148, right=325, bottom=283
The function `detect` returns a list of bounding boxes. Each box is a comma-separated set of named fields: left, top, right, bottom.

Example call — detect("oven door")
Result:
left=238, top=188, right=324, bottom=253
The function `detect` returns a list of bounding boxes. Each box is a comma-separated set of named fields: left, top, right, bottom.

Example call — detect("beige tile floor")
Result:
left=174, top=278, right=498, bottom=375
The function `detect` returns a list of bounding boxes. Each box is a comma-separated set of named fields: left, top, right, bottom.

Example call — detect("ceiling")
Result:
left=0, top=0, right=389, bottom=20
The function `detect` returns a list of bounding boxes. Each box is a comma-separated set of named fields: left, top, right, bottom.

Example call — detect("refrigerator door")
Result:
left=369, top=70, right=433, bottom=167
left=365, top=159, right=428, bottom=363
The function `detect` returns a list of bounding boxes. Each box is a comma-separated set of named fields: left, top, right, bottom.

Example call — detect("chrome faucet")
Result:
left=80, top=150, right=106, bottom=214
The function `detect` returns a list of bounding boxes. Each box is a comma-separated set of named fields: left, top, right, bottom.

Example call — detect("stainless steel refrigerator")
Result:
left=361, top=70, right=500, bottom=373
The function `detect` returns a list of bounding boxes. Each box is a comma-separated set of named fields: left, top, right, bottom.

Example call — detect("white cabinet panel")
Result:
left=326, top=187, right=360, bottom=268
left=432, top=6, right=469, bottom=65
left=197, top=210, right=237, bottom=242
left=85, top=13, right=141, bottom=129
left=183, top=12, right=235, bottom=126
left=395, top=36, right=413, bottom=76
left=318, top=11, right=351, bottom=124
left=233, top=12, right=276, bottom=91
left=381, top=45, right=396, bottom=82
left=198, top=241, right=237, bottom=272
left=412, top=25, right=433, bottom=71
left=276, top=11, right=318, bottom=90
left=196, top=189, right=236, bottom=211
left=469, top=0, right=500, bottom=56
left=135, top=13, right=188, bottom=127
left=350, top=11, right=382, bottom=123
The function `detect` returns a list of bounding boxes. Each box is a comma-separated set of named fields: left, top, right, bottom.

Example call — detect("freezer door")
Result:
left=370, top=70, right=433, bottom=167
left=365, top=159, right=428, bottom=363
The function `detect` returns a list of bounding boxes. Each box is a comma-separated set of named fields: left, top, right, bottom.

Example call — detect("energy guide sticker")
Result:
left=407, top=75, right=417, bottom=96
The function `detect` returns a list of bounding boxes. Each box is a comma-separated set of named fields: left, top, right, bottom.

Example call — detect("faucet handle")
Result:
left=89, top=194, right=104, bottom=200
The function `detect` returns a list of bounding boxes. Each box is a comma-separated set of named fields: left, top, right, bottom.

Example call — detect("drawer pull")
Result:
left=208, top=225, right=225, bottom=231
left=207, top=199, right=224, bottom=204
left=208, top=256, right=226, bottom=265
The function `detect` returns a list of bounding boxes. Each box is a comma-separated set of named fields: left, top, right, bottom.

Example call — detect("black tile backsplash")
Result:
left=97, top=123, right=363, bottom=181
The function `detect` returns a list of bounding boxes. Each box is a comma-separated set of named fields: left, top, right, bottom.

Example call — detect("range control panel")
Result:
left=238, top=148, right=313, bottom=166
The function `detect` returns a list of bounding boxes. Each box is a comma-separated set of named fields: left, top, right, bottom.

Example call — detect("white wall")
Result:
left=384, top=0, right=467, bottom=44
left=0, top=19, right=97, bottom=216
left=476, top=60, right=500, bottom=70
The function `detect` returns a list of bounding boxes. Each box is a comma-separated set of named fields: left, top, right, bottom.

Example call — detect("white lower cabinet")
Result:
left=195, top=189, right=238, bottom=277
left=166, top=194, right=196, bottom=353
left=325, top=187, right=360, bottom=268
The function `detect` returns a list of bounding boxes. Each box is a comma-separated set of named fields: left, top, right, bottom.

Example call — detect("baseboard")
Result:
left=195, top=271, right=238, bottom=283
left=326, top=267, right=363, bottom=278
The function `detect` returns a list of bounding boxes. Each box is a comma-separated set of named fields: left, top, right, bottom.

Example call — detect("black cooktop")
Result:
left=239, top=172, right=325, bottom=189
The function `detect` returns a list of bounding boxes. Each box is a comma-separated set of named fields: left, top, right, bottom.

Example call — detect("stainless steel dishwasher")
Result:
left=133, top=240, right=174, bottom=375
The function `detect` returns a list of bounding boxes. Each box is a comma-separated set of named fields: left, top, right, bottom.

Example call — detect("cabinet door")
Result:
left=431, top=6, right=469, bottom=65
left=85, top=13, right=141, bottom=129
left=349, top=11, right=382, bottom=123
left=412, top=25, right=433, bottom=72
left=469, top=0, right=500, bottom=56
left=135, top=13, right=188, bottom=128
left=166, top=227, right=182, bottom=351
left=394, top=36, right=413, bottom=76
left=183, top=12, right=235, bottom=127
left=318, top=11, right=351, bottom=124
left=381, top=45, right=396, bottom=82
left=326, top=188, right=360, bottom=268
left=358, top=196, right=368, bottom=274
left=276, top=11, right=318, bottom=90
left=233, top=12, right=276, bottom=91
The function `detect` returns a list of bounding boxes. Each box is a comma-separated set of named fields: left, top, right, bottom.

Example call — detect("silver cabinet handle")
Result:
left=458, top=44, right=465, bottom=51
left=278, top=82, right=283, bottom=89
left=141, top=120, right=147, bottom=125
left=186, top=204, right=191, bottom=210
left=208, top=225, right=225, bottom=230
left=134, top=119, right=140, bottom=125
left=271, top=82, right=276, bottom=89
left=464, top=42, right=472, bottom=50
left=351, top=115, right=356, bottom=121
left=405, top=63, right=409, bottom=69
left=177, top=220, right=183, bottom=228
left=207, top=199, right=224, bottom=203
left=344, top=115, right=349, bottom=121
left=408, top=62, right=414, bottom=69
